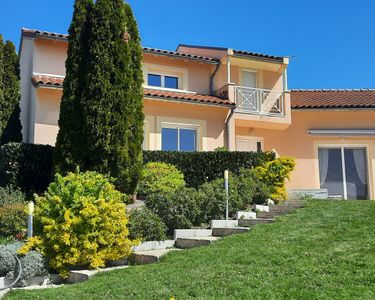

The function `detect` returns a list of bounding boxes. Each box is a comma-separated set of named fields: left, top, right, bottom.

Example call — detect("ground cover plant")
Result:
left=6, top=200, right=375, bottom=299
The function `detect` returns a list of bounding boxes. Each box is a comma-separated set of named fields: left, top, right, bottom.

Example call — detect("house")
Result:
left=19, top=28, right=375, bottom=200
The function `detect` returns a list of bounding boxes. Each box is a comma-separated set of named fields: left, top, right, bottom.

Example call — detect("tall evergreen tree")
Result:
left=1, top=41, right=22, bottom=144
left=80, top=0, right=144, bottom=194
left=54, top=0, right=94, bottom=172
left=55, top=0, right=144, bottom=194
left=0, top=36, right=4, bottom=135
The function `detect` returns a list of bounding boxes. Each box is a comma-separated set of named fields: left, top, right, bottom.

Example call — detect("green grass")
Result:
left=6, top=200, right=375, bottom=299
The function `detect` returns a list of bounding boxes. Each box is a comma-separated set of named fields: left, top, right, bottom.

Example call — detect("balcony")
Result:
left=233, top=86, right=285, bottom=116
left=216, top=85, right=285, bottom=116
left=216, top=84, right=291, bottom=130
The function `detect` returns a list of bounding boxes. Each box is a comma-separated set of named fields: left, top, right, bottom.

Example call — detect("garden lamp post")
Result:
left=27, top=201, right=34, bottom=238
left=224, top=170, right=229, bottom=221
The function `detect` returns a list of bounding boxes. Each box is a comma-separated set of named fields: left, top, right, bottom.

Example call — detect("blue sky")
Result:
left=0, top=0, right=374, bottom=89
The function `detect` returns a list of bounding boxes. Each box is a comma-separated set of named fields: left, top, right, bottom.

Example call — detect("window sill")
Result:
left=143, top=85, right=196, bottom=94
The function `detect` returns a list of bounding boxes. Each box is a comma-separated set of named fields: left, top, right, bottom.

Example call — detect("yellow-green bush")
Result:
left=18, top=171, right=138, bottom=277
left=137, top=162, right=185, bottom=199
left=254, top=157, right=296, bottom=203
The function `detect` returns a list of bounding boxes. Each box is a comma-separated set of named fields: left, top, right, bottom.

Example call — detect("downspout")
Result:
left=225, top=107, right=235, bottom=150
left=210, top=61, right=221, bottom=95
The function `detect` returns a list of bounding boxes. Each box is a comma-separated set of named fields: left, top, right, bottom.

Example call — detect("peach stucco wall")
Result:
left=32, top=86, right=229, bottom=151
left=34, top=39, right=68, bottom=76
left=236, top=110, right=375, bottom=198
left=35, top=89, right=61, bottom=125
left=143, top=54, right=215, bottom=95
left=143, top=99, right=228, bottom=151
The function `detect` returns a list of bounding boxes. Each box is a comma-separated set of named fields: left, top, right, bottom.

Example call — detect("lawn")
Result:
left=6, top=200, right=375, bottom=299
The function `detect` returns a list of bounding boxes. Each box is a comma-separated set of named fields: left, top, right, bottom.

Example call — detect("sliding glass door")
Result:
left=318, top=147, right=368, bottom=200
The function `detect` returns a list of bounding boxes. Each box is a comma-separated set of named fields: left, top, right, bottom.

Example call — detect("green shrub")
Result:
left=0, top=144, right=274, bottom=194
left=146, top=187, right=201, bottom=235
left=137, top=162, right=185, bottom=199
left=18, top=171, right=138, bottom=278
left=237, top=168, right=271, bottom=205
left=128, top=208, right=167, bottom=241
left=0, top=203, right=27, bottom=237
left=254, top=156, right=296, bottom=203
left=0, top=242, right=49, bottom=287
left=197, top=169, right=271, bottom=223
left=143, top=150, right=275, bottom=188
left=0, top=185, right=25, bottom=206
left=0, top=143, right=54, bottom=194
left=197, top=176, right=241, bottom=223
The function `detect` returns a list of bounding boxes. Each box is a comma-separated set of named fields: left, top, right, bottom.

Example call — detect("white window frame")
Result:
left=142, top=119, right=150, bottom=150
left=161, top=122, right=198, bottom=152
left=148, top=73, right=180, bottom=90
left=143, top=63, right=189, bottom=92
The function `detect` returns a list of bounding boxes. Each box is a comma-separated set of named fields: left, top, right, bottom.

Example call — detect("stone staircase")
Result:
left=132, top=200, right=305, bottom=265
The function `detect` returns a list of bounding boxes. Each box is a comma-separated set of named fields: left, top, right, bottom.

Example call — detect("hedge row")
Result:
left=143, top=150, right=275, bottom=188
left=0, top=143, right=54, bottom=194
left=0, top=143, right=275, bottom=193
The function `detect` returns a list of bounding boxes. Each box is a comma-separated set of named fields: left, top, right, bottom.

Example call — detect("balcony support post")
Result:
left=227, top=57, right=231, bottom=84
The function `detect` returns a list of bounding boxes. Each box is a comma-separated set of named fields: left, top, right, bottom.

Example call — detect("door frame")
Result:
left=316, top=143, right=370, bottom=200
left=235, top=135, right=264, bottom=152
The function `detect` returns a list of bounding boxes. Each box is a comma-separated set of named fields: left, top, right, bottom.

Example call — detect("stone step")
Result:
left=238, top=218, right=274, bottom=227
left=211, top=219, right=238, bottom=229
left=257, top=211, right=289, bottom=219
left=281, top=200, right=305, bottom=206
left=212, top=227, right=250, bottom=237
left=175, top=236, right=220, bottom=249
left=174, top=229, right=212, bottom=240
left=268, top=205, right=300, bottom=212
left=131, top=248, right=180, bottom=265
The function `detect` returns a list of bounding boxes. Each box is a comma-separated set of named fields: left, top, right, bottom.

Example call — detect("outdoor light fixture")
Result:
left=27, top=201, right=34, bottom=238
left=224, top=170, right=229, bottom=221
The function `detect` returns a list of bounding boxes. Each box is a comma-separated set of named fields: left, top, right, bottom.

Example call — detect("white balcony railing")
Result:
left=234, top=86, right=285, bottom=116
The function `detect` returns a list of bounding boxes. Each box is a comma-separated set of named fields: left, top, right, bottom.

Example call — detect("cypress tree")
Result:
left=79, top=0, right=144, bottom=194
left=119, top=3, right=144, bottom=194
left=54, top=0, right=94, bottom=173
left=0, top=36, right=4, bottom=135
left=1, top=41, right=22, bottom=144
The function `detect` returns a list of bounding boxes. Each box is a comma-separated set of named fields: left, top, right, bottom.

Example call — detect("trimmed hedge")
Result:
left=143, top=151, right=275, bottom=188
left=0, top=143, right=53, bottom=194
left=0, top=143, right=275, bottom=192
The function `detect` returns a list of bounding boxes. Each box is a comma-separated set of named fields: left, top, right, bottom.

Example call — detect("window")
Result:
left=318, top=147, right=368, bottom=200
left=148, top=73, right=179, bottom=89
left=162, top=126, right=197, bottom=151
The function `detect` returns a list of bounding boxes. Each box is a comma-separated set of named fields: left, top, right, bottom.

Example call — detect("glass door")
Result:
left=318, top=147, right=368, bottom=200
left=239, top=71, right=258, bottom=112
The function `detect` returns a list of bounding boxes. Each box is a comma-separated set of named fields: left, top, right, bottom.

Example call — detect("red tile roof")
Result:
left=176, top=45, right=286, bottom=63
left=31, top=75, right=234, bottom=108
left=22, top=28, right=68, bottom=40
left=144, top=88, right=234, bottom=107
left=233, top=49, right=284, bottom=63
left=22, top=29, right=219, bottom=64
left=143, top=47, right=219, bottom=63
left=291, top=89, right=375, bottom=109
left=32, top=74, right=64, bottom=87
